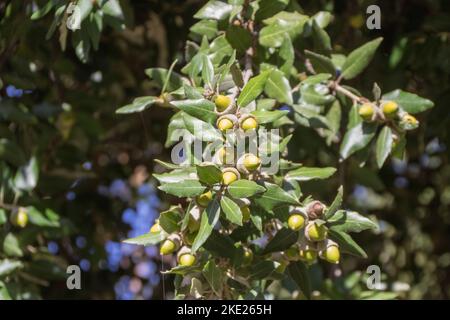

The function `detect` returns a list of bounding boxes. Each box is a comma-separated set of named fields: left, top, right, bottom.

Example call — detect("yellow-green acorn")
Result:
left=299, top=247, right=318, bottom=264
left=288, top=214, right=305, bottom=231
left=240, top=115, right=258, bottom=132
left=217, top=114, right=237, bottom=132
left=160, top=239, right=177, bottom=255
left=319, top=241, right=340, bottom=264
left=403, top=114, right=418, bottom=126
left=215, top=95, right=231, bottom=112
left=179, top=253, right=196, bottom=267
left=243, top=154, right=261, bottom=171
left=382, top=101, right=399, bottom=117
left=241, top=206, right=251, bottom=222
left=358, top=103, right=375, bottom=122
left=196, top=190, right=213, bottom=207
left=306, top=222, right=328, bottom=242
left=10, top=207, right=28, bottom=228
left=242, top=247, right=254, bottom=265
left=150, top=222, right=161, bottom=233
left=222, top=168, right=240, bottom=185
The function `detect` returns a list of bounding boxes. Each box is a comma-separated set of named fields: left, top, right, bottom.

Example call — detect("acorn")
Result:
left=239, top=114, right=258, bottom=132
left=242, top=247, right=254, bottom=266
left=149, top=221, right=161, bottom=233
left=381, top=101, right=399, bottom=118
left=288, top=214, right=305, bottom=231
left=305, top=222, right=328, bottom=242
left=275, top=261, right=288, bottom=273
left=10, top=207, right=28, bottom=228
left=237, top=153, right=261, bottom=173
left=177, top=246, right=196, bottom=267
left=241, top=206, right=251, bottom=222
left=214, top=95, right=232, bottom=112
left=319, top=240, right=340, bottom=264
left=358, top=103, right=375, bottom=122
left=196, top=190, right=213, bottom=207
left=306, top=201, right=325, bottom=220
left=217, top=114, right=237, bottom=132
left=298, top=245, right=318, bottom=264
left=160, top=234, right=180, bottom=255
left=400, top=114, right=419, bottom=130
left=221, top=167, right=240, bottom=185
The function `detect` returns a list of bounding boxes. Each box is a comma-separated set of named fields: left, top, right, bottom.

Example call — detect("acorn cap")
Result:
left=167, top=234, right=181, bottom=250
left=306, top=201, right=326, bottom=220
left=222, top=167, right=240, bottom=179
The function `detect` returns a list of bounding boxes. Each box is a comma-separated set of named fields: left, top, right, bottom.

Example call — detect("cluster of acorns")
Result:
left=358, top=100, right=419, bottom=130
left=150, top=94, right=261, bottom=267
left=284, top=200, right=340, bottom=265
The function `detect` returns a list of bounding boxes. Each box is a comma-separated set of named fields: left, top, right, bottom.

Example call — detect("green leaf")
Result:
left=13, top=156, right=39, bottom=191
left=311, top=21, right=331, bottom=52
left=116, top=96, right=159, bottom=114
left=158, top=180, right=206, bottom=197
left=238, top=71, right=271, bottom=108
left=262, top=228, right=298, bottom=254
left=30, top=1, right=55, bottom=20
left=340, top=122, right=377, bottom=160
left=3, top=233, right=22, bottom=257
left=329, top=230, right=367, bottom=258
left=288, top=261, right=311, bottom=299
left=123, top=232, right=166, bottom=246
left=286, top=166, right=336, bottom=181
left=159, top=208, right=182, bottom=233
left=376, top=126, right=394, bottom=168
left=203, top=230, right=239, bottom=261
left=341, top=37, right=383, bottom=80
left=382, top=90, right=434, bottom=114
left=0, top=259, right=23, bottom=277
left=27, top=207, right=60, bottom=227
left=201, top=54, right=214, bottom=88
left=220, top=196, right=243, bottom=226
left=251, top=110, right=289, bottom=124
left=264, top=69, right=293, bottom=104
left=228, top=180, right=266, bottom=198
left=249, top=261, right=278, bottom=280
left=260, top=12, right=308, bottom=47
left=171, top=99, right=217, bottom=124
left=328, top=210, right=378, bottom=233
left=194, top=1, right=233, bottom=20
left=304, top=50, right=336, bottom=75
left=325, top=186, right=343, bottom=219
left=0, top=209, right=6, bottom=226
left=255, top=0, right=289, bottom=21
left=196, top=164, right=222, bottom=185
left=192, top=198, right=221, bottom=252
left=254, top=182, right=299, bottom=213
left=226, top=25, right=252, bottom=53
left=203, top=261, right=224, bottom=295
left=153, top=168, right=197, bottom=183
left=182, top=113, right=222, bottom=142
left=190, top=20, right=218, bottom=39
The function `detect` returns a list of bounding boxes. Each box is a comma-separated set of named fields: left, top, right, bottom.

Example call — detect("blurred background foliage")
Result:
left=0, top=0, right=448, bottom=299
